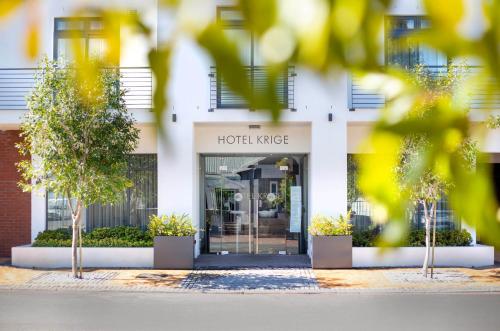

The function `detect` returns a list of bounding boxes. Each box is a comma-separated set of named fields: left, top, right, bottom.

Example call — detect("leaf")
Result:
left=424, top=0, right=464, bottom=33
left=25, top=21, right=39, bottom=60
left=0, top=0, right=22, bottom=19
left=239, top=0, right=277, bottom=36
left=148, top=47, right=171, bottom=135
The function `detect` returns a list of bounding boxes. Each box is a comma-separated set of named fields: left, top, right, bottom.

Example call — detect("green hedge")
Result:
left=32, top=226, right=153, bottom=247
left=352, top=228, right=472, bottom=247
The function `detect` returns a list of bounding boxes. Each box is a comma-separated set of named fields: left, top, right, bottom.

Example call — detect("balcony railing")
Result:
left=209, top=66, right=296, bottom=111
left=0, top=67, right=152, bottom=110
left=348, top=65, right=500, bottom=111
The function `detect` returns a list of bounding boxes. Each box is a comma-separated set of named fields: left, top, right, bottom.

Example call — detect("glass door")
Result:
left=203, top=155, right=304, bottom=255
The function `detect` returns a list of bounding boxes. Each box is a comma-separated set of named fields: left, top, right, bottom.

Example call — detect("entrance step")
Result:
left=194, top=254, right=311, bottom=269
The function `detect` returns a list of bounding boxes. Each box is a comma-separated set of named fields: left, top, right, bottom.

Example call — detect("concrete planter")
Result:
left=154, top=236, right=195, bottom=270
left=12, top=246, right=153, bottom=268
left=312, top=235, right=352, bottom=269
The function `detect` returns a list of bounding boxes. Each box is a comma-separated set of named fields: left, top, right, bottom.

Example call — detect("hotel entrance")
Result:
left=201, top=155, right=307, bottom=255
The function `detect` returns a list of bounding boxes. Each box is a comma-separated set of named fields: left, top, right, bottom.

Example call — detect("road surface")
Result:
left=0, top=290, right=499, bottom=330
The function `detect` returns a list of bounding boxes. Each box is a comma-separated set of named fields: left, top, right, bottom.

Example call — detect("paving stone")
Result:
left=384, top=270, right=471, bottom=283
left=180, top=268, right=319, bottom=291
left=28, top=271, right=118, bottom=287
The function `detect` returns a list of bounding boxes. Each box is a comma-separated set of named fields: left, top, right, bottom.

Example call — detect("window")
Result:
left=46, top=154, right=158, bottom=231
left=54, top=17, right=112, bottom=62
left=213, top=7, right=292, bottom=109
left=347, top=154, right=459, bottom=231
left=46, top=193, right=74, bottom=230
left=385, top=16, right=447, bottom=68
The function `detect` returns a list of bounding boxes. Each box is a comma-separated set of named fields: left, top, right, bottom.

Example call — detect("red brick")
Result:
left=0, top=130, right=31, bottom=257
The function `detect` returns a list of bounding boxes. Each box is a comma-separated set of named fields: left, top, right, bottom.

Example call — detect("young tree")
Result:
left=17, top=59, right=139, bottom=278
left=395, top=64, right=477, bottom=277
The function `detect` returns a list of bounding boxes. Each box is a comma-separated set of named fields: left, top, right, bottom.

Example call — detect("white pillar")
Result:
left=31, top=189, right=45, bottom=241
left=309, top=120, right=347, bottom=217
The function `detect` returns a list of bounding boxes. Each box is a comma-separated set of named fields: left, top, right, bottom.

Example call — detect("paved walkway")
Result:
left=195, top=254, right=311, bottom=269
left=182, top=268, right=318, bottom=291
left=0, top=265, right=498, bottom=293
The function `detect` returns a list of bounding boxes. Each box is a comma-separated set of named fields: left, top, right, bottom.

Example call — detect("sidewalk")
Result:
left=0, top=264, right=498, bottom=293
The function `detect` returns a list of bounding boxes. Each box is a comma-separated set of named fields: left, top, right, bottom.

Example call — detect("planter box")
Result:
left=352, top=245, right=494, bottom=268
left=154, top=236, right=194, bottom=269
left=11, top=246, right=153, bottom=268
left=312, top=235, right=352, bottom=269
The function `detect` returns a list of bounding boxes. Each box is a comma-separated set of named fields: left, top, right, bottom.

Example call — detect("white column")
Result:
left=157, top=121, right=196, bottom=218
left=309, top=120, right=347, bottom=217
left=31, top=189, right=46, bottom=241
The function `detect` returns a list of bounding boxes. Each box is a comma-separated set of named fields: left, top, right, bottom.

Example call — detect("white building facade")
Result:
left=1, top=0, right=498, bottom=265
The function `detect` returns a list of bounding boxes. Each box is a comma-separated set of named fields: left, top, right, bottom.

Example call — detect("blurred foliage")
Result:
left=2, top=0, right=500, bottom=245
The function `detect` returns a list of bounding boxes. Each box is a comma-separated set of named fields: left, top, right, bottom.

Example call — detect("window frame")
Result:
left=53, top=17, right=118, bottom=63
left=214, top=7, right=290, bottom=110
left=384, top=15, right=448, bottom=69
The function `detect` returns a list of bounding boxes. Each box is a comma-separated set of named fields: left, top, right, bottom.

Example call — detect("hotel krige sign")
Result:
left=217, top=135, right=289, bottom=145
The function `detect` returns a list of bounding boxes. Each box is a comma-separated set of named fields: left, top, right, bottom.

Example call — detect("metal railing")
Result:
left=0, top=67, right=152, bottom=110
left=209, top=66, right=296, bottom=111
left=348, top=65, right=500, bottom=111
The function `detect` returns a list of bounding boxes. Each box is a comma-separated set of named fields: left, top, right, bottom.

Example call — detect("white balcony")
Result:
left=0, top=67, right=152, bottom=111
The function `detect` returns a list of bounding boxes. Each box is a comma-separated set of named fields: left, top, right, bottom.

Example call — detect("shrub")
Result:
left=33, top=228, right=71, bottom=241
left=309, top=212, right=352, bottom=236
left=33, top=226, right=153, bottom=247
left=148, top=214, right=197, bottom=237
left=352, top=228, right=380, bottom=247
left=86, top=226, right=150, bottom=242
left=352, top=228, right=472, bottom=247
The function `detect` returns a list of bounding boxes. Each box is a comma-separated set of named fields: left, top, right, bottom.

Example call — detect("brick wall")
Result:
left=0, top=130, right=31, bottom=257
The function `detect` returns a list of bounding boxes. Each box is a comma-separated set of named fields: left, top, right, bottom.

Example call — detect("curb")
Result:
left=1, top=284, right=499, bottom=295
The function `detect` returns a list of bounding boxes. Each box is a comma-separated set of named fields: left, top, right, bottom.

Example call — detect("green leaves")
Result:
left=148, top=214, right=196, bottom=237
left=309, top=212, right=353, bottom=236
left=18, top=59, right=139, bottom=208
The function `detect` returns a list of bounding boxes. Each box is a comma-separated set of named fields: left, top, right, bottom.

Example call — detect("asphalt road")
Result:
left=0, top=290, right=499, bottom=331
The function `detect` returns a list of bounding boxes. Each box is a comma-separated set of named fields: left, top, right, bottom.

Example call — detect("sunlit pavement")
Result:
left=0, top=290, right=499, bottom=331
left=0, top=265, right=499, bottom=293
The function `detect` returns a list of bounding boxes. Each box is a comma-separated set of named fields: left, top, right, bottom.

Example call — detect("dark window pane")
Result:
left=386, top=16, right=446, bottom=68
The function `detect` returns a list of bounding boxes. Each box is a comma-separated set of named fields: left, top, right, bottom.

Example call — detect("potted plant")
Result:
left=309, top=212, right=353, bottom=269
left=148, top=214, right=197, bottom=269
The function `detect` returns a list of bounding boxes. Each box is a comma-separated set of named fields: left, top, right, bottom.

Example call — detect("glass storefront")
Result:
left=200, top=154, right=307, bottom=255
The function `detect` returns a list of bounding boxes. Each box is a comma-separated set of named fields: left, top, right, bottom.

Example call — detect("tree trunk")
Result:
left=71, top=215, right=79, bottom=278
left=71, top=202, right=82, bottom=279
left=422, top=202, right=432, bottom=277
left=79, top=221, right=83, bottom=279
left=431, top=202, right=437, bottom=278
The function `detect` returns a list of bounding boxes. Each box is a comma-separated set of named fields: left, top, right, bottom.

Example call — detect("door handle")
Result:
left=255, top=199, right=259, bottom=254
left=248, top=199, right=251, bottom=254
